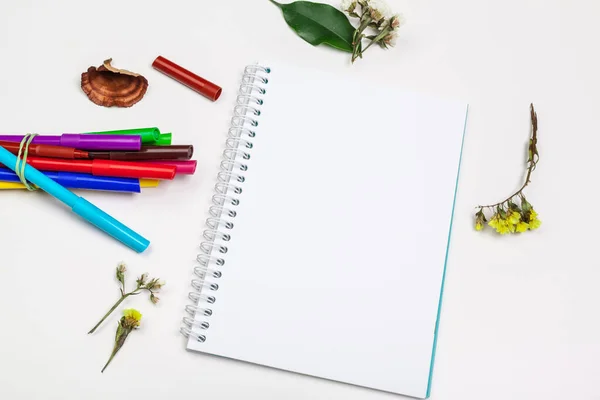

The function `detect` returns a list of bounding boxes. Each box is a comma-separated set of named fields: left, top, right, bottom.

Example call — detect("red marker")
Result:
left=1, top=157, right=176, bottom=180
left=152, top=56, right=222, bottom=101
left=0, top=140, right=89, bottom=159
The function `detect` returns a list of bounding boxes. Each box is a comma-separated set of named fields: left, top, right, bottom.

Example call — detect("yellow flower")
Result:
left=496, top=219, right=511, bottom=235
left=489, top=214, right=511, bottom=234
left=122, top=308, right=142, bottom=329
left=474, top=209, right=486, bottom=231
left=508, top=211, right=521, bottom=225
left=530, top=210, right=538, bottom=219
left=528, top=216, right=541, bottom=230
left=488, top=214, right=500, bottom=229
left=123, top=308, right=142, bottom=321
left=515, top=221, right=529, bottom=233
left=102, top=308, right=143, bottom=373
left=525, top=209, right=541, bottom=230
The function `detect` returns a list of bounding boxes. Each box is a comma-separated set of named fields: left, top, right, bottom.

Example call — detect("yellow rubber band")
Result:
left=15, top=134, right=38, bottom=191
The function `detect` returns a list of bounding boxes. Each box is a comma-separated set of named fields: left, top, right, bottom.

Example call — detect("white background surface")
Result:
left=0, top=1, right=598, bottom=399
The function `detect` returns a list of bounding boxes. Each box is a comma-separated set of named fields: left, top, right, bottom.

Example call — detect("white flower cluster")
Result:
left=341, top=0, right=355, bottom=11
left=341, top=0, right=404, bottom=61
left=367, top=0, right=391, bottom=21
left=381, top=14, right=404, bottom=46
left=342, top=0, right=392, bottom=19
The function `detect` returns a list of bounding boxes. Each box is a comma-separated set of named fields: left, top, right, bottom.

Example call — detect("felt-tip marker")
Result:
left=0, top=134, right=141, bottom=151
left=1, top=157, right=177, bottom=180
left=0, top=169, right=141, bottom=193
left=0, top=179, right=159, bottom=191
left=88, top=145, right=193, bottom=161
left=85, top=128, right=160, bottom=144
left=0, top=140, right=89, bottom=159
left=0, top=143, right=149, bottom=252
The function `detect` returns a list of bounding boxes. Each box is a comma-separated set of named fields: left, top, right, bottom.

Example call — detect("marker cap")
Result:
left=144, top=160, right=197, bottom=175
left=140, top=179, right=160, bottom=188
left=91, top=160, right=177, bottom=180
left=152, top=56, right=222, bottom=101
left=89, top=145, right=193, bottom=161
left=0, top=134, right=141, bottom=150
left=150, top=133, right=172, bottom=146
left=71, top=197, right=150, bottom=252
left=61, top=134, right=141, bottom=151
left=86, top=128, right=161, bottom=144
left=0, top=140, right=88, bottom=159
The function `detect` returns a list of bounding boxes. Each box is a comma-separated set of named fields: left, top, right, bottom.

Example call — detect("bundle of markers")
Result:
left=0, top=128, right=196, bottom=193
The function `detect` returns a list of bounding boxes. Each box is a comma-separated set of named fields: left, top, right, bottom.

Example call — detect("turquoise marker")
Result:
left=0, top=145, right=150, bottom=252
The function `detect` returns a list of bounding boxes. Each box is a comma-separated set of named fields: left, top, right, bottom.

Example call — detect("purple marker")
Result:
left=0, top=134, right=141, bottom=151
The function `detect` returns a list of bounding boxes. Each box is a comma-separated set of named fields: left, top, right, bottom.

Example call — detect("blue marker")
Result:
left=0, top=145, right=150, bottom=252
left=0, top=169, right=142, bottom=193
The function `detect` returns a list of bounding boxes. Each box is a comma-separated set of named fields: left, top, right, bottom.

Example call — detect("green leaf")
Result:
left=270, top=1, right=355, bottom=53
left=521, top=197, right=532, bottom=213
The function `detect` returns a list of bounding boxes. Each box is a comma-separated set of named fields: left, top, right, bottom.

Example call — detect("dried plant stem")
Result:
left=352, top=12, right=371, bottom=62
left=478, top=103, right=539, bottom=210
left=101, top=329, right=130, bottom=373
left=89, top=266, right=163, bottom=335
left=88, top=295, right=130, bottom=334
left=360, top=25, right=391, bottom=54
left=479, top=166, right=532, bottom=209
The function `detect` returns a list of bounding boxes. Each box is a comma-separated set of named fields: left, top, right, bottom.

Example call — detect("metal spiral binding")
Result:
left=180, top=64, right=271, bottom=343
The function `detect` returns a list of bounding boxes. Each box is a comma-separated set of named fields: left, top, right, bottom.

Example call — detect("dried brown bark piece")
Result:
left=81, top=59, right=148, bottom=107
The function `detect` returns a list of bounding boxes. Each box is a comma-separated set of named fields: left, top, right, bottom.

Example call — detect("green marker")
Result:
left=86, top=128, right=161, bottom=144
left=147, top=133, right=172, bottom=146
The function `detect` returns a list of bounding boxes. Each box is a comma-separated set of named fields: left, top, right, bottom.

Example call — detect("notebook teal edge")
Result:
left=425, top=104, right=469, bottom=398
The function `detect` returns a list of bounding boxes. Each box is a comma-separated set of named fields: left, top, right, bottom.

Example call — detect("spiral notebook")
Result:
left=181, top=62, right=468, bottom=399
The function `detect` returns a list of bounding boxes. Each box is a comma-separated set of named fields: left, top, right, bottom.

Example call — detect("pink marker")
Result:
left=144, top=160, right=197, bottom=175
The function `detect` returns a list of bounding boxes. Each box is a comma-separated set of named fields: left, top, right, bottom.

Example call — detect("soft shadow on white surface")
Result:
left=0, top=1, right=598, bottom=400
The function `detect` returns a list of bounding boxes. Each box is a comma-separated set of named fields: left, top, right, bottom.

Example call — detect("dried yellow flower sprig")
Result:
left=475, top=104, right=541, bottom=234
left=88, top=263, right=164, bottom=334
left=101, top=308, right=142, bottom=373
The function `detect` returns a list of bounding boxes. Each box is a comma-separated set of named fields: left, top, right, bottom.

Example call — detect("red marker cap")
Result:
left=1, top=157, right=176, bottom=180
left=152, top=56, right=222, bottom=101
left=0, top=140, right=89, bottom=159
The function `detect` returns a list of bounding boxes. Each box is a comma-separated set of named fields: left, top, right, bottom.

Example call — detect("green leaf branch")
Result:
left=270, top=0, right=355, bottom=52
left=269, top=0, right=403, bottom=63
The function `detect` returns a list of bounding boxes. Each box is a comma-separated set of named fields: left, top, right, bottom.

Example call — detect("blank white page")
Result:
left=187, top=62, right=467, bottom=398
